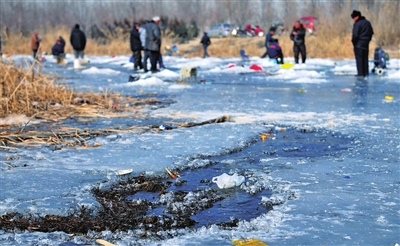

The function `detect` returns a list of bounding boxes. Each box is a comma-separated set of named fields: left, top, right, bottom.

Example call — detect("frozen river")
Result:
left=0, top=53, right=399, bottom=245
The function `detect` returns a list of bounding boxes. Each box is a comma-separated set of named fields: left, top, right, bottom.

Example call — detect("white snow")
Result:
left=0, top=54, right=399, bottom=246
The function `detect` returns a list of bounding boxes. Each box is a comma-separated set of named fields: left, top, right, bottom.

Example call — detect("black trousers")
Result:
left=354, top=47, right=369, bottom=76
left=275, top=51, right=284, bottom=64
left=32, top=49, right=38, bottom=59
left=202, top=44, right=210, bottom=58
left=133, top=50, right=143, bottom=70
left=149, top=50, right=160, bottom=72
left=293, top=44, right=306, bottom=63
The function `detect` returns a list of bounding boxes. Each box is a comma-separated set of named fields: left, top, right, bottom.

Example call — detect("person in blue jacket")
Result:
left=261, top=26, right=276, bottom=58
left=51, top=36, right=65, bottom=56
left=351, top=10, right=374, bottom=77
left=51, top=36, right=66, bottom=63
left=267, top=38, right=284, bottom=64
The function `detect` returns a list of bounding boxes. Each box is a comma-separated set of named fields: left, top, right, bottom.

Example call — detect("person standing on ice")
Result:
left=261, top=26, right=276, bottom=58
left=139, top=20, right=150, bottom=72
left=130, top=23, right=144, bottom=71
left=351, top=10, right=374, bottom=77
left=290, top=21, right=306, bottom=64
left=70, top=24, right=87, bottom=68
left=200, top=32, right=211, bottom=58
left=146, top=16, right=162, bottom=73
left=31, top=32, right=41, bottom=60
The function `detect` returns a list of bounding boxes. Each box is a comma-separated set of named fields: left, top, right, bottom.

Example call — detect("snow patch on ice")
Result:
left=82, top=67, right=121, bottom=75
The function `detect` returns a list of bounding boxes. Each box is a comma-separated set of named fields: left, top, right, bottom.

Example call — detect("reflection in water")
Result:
left=352, top=79, right=369, bottom=110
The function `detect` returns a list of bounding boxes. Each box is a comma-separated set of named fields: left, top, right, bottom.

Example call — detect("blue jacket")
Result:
left=267, top=41, right=282, bottom=58
left=264, top=32, right=275, bottom=48
left=352, top=16, right=374, bottom=50
left=51, top=38, right=65, bottom=56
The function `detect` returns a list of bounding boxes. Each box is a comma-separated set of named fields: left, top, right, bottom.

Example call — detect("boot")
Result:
left=74, top=59, right=84, bottom=69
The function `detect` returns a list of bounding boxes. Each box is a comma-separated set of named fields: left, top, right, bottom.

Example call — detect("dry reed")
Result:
left=0, top=62, right=161, bottom=122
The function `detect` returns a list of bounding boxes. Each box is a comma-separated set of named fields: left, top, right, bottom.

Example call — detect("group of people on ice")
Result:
left=24, top=9, right=384, bottom=77
left=30, top=24, right=87, bottom=67
left=129, top=16, right=164, bottom=73
left=259, top=9, right=379, bottom=77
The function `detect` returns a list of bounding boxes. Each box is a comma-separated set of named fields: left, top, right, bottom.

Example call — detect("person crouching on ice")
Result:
left=51, top=36, right=66, bottom=64
left=267, top=38, right=284, bottom=64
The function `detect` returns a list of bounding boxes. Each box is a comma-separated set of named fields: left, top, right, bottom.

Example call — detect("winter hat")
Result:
left=152, top=16, right=160, bottom=22
left=269, top=26, right=276, bottom=32
left=75, top=24, right=80, bottom=29
left=351, top=10, right=361, bottom=18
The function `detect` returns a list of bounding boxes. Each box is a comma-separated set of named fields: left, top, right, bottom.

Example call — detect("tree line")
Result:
left=1, top=0, right=399, bottom=46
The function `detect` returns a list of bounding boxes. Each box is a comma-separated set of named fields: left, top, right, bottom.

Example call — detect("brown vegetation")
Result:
left=0, top=62, right=161, bottom=121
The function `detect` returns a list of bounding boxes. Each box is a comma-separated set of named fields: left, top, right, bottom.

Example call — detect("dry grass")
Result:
left=0, top=62, right=160, bottom=122
left=2, top=19, right=399, bottom=59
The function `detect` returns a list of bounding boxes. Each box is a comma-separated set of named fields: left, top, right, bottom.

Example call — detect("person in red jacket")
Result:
left=31, top=32, right=41, bottom=59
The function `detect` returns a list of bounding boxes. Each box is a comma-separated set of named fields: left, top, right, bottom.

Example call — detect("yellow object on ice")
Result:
left=280, top=63, right=294, bottom=69
left=385, top=95, right=394, bottom=101
left=232, top=238, right=268, bottom=246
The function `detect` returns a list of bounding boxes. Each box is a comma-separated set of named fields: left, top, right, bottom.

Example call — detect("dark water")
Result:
left=126, top=126, right=353, bottom=228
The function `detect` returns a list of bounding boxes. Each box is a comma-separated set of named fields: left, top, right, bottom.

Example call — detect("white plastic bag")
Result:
left=212, top=173, right=245, bottom=189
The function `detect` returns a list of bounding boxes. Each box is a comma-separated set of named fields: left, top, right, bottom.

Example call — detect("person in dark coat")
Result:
left=267, top=38, right=284, bottom=64
left=351, top=10, right=374, bottom=77
left=290, top=21, right=306, bottom=64
left=200, top=32, right=211, bottom=58
left=261, top=26, right=276, bottom=58
left=70, top=24, right=87, bottom=59
left=130, top=23, right=144, bottom=71
left=145, top=16, right=162, bottom=73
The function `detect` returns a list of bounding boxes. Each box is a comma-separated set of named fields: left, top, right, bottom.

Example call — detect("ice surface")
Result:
left=0, top=54, right=399, bottom=245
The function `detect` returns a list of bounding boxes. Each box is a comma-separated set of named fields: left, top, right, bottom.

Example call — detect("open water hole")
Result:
left=126, top=126, right=353, bottom=228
